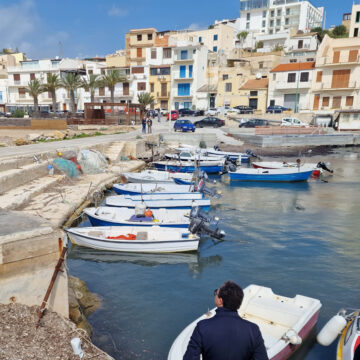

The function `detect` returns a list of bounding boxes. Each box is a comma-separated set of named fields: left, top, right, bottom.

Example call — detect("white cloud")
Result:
left=108, top=5, right=128, bottom=17
left=187, top=23, right=206, bottom=31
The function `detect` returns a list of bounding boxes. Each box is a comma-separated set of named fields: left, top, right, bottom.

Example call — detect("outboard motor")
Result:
left=225, top=155, right=237, bottom=166
left=214, top=145, right=219, bottom=151
left=246, top=149, right=258, bottom=158
left=188, top=218, right=225, bottom=240
left=317, top=161, right=334, bottom=173
left=190, top=206, right=219, bottom=225
left=227, top=163, right=237, bottom=172
left=196, top=178, right=221, bottom=198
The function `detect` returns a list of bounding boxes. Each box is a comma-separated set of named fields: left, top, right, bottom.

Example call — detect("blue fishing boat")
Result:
left=153, top=160, right=224, bottom=174
left=113, top=183, right=194, bottom=195
left=229, top=167, right=314, bottom=182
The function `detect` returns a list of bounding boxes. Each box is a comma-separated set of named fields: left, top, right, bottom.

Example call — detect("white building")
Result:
left=283, top=31, right=320, bottom=61
left=268, top=61, right=315, bottom=111
left=239, top=0, right=324, bottom=35
left=170, top=45, right=208, bottom=110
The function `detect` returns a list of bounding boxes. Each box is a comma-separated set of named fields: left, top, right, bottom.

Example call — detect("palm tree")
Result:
left=61, top=73, right=82, bottom=113
left=43, top=73, right=61, bottom=112
left=81, top=74, right=100, bottom=103
left=137, top=92, right=155, bottom=116
left=101, top=69, right=127, bottom=104
left=237, top=31, right=248, bottom=47
left=26, top=79, right=44, bottom=114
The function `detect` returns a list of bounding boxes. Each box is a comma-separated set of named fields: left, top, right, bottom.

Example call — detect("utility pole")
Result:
left=295, top=62, right=300, bottom=113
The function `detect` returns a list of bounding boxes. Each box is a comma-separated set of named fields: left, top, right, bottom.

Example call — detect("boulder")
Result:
left=49, top=130, right=66, bottom=140
left=14, top=138, right=31, bottom=146
left=27, top=133, right=42, bottom=141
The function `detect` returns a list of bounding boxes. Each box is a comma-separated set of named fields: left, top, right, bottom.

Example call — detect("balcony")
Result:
left=157, top=91, right=170, bottom=99
left=174, top=54, right=194, bottom=63
left=313, top=81, right=357, bottom=91
left=173, top=93, right=193, bottom=99
left=173, top=75, right=193, bottom=81
left=275, top=81, right=311, bottom=90
left=317, top=56, right=360, bottom=66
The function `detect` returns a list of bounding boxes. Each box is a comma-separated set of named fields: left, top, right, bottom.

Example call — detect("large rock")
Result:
left=49, top=130, right=66, bottom=140
left=27, top=133, right=43, bottom=141
left=14, top=138, right=31, bottom=146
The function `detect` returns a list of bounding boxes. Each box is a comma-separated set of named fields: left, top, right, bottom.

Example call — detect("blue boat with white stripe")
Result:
left=153, top=160, right=224, bottom=174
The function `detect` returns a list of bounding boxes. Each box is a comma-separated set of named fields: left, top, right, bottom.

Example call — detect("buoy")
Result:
left=317, top=314, right=347, bottom=346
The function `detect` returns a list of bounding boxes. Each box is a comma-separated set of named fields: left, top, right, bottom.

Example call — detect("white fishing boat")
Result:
left=124, top=193, right=203, bottom=200
left=105, top=195, right=211, bottom=211
left=168, top=284, right=322, bottom=360
left=252, top=161, right=322, bottom=177
left=154, top=160, right=224, bottom=174
left=113, top=183, right=194, bottom=195
left=165, top=151, right=226, bottom=162
left=84, top=207, right=191, bottom=228
left=66, top=226, right=199, bottom=253
left=123, top=170, right=194, bottom=184
left=317, top=309, right=360, bottom=360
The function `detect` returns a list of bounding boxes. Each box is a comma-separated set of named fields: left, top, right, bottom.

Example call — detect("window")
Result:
left=322, top=97, right=329, bottom=107
left=178, top=83, right=190, bottom=96
left=88, top=70, right=93, bottom=75
left=354, top=28, right=359, bottom=37
left=316, top=71, right=322, bottom=82
left=163, top=48, right=171, bottom=59
left=306, top=58, right=315, bottom=62
left=180, top=65, right=186, bottom=78
left=349, top=50, right=358, bottom=62
left=273, top=73, right=276, bottom=80
left=263, top=10, right=267, bottom=17
left=137, top=82, right=146, bottom=91
left=276, top=28, right=280, bottom=33
left=276, top=19, right=280, bottom=26
left=286, top=8, right=290, bottom=15
left=137, top=34, right=142, bottom=41
left=246, top=22, right=250, bottom=29
left=225, top=83, right=232, bottom=92
left=356, top=11, right=360, bottom=23
left=298, top=40, right=303, bottom=49
left=250, top=90, right=258, bottom=96
left=277, top=9, right=281, bottom=16
left=271, top=10, right=274, bottom=17
left=150, top=67, right=170, bottom=75
left=30, top=73, right=35, bottom=80
left=332, top=96, right=342, bottom=109
left=269, top=29, right=273, bottom=34
left=150, top=83, right=154, bottom=92
left=181, top=50, right=188, bottom=60
left=99, top=87, right=105, bottom=96
left=333, top=51, right=340, bottom=63
left=300, top=72, right=309, bottom=82
left=137, top=48, right=142, bottom=58
left=131, top=66, right=144, bottom=74
left=285, top=18, right=289, bottom=25
left=151, top=49, right=157, bottom=59
left=259, top=61, right=264, bottom=69
left=147, top=33, right=152, bottom=40
left=262, top=20, right=266, bottom=27
left=123, top=82, right=129, bottom=95
left=288, top=73, right=296, bottom=82
left=346, top=96, right=354, bottom=106
left=290, top=59, right=297, bottom=63
left=213, top=46, right=218, bottom=52
left=199, top=36, right=202, bottom=43
left=18, top=88, right=26, bottom=98
left=246, top=13, right=250, bottom=21
left=223, top=74, right=229, bottom=80
left=270, top=20, right=274, bottom=27
left=13, top=74, right=20, bottom=81
left=214, top=34, right=218, bottom=41
left=189, top=65, right=193, bottom=78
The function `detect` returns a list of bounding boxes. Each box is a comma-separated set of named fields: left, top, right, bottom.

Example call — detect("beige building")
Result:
left=349, top=4, right=360, bottom=38
left=239, top=78, right=269, bottom=113
left=106, top=50, right=127, bottom=68
left=169, top=23, right=235, bottom=53
left=312, top=34, right=360, bottom=111
left=149, top=65, right=171, bottom=109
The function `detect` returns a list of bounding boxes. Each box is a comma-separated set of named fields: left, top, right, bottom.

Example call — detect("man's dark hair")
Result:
left=218, top=281, right=244, bottom=311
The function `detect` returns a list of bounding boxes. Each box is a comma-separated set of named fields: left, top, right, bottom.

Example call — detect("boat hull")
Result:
left=154, top=163, right=223, bottom=174
left=252, top=162, right=321, bottom=177
left=229, top=170, right=314, bottom=182
left=113, top=183, right=193, bottom=195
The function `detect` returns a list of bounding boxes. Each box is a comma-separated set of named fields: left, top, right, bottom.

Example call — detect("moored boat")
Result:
left=252, top=161, right=321, bottom=176
left=124, top=193, right=203, bottom=200
left=84, top=207, right=191, bottom=228
left=123, top=170, right=194, bottom=184
left=168, top=284, right=322, bottom=360
left=153, top=160, right=224, bottom=174
left=113, top=183, right=194, bottom=195
left=229, top=167, right=314, bottom=182
left=65, top=226, right=200, bottom=253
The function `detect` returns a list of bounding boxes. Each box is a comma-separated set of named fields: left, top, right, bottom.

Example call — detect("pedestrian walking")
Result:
left=141, top=117, right=146, bottom=134
left=147, top=117, right=152, bottom=134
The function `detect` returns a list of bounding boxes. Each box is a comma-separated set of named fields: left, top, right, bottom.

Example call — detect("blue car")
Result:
left=266, top=105, right=289, bottom=114
left=174, top=119, right=195, bottom=132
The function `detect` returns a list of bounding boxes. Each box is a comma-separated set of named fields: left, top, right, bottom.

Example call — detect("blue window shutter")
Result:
left=181, top=50, right=188, bottom=60
left=199, top=37, right=202, bottom=43
left=213, top=46, right=218, bottom=52
left=180, top=65, right=186, bottom=78
left=214, top=34, right=218, bottom=41
left=184, top=83, right=190, bottom=96
left=189, top=65, right=193, bottom=78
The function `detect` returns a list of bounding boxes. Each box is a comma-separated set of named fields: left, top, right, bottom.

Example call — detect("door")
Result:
left=161, top=83, right=167, bottom=97
left=333, top=51, right=340, bottom=63
left=313, top=94, right=320, bottom=110
left=180, top=66, right=186, bottom=78
left=210, top=95, right=216, bottom=108
left=123, top=82, right=129, bottom=95
left=249, top=98, right=258, bottom=109
left=269, top=100, right=275, bottom=106
left=283, top=94, right=296, bottom=111
left=63, top=104, right=67, bottom=111
left=331, top=69, right=350, bottom=88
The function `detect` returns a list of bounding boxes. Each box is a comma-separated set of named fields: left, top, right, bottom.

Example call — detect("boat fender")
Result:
left=283, top=329, right=302, bottom=345
left=317, top=314, right=347, bottom=346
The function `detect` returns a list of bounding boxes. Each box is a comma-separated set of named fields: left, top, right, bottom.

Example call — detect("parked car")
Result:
left=206, top=108, right=220, bottom=116
left=178, top=108, right=195, bottom=116
left=174, top=119, right=195, bottom=132
left=194, top=110, right=204, bottom=116
left=0, top=111, right=9, bottom=118
left=266, top=105, right=289, bottom=114
left=147, top=109, right=157, bottom=118
left=167, top=110, right=179, bottom=121
left=156, top=108, right=168, bottom=115
left=281, top=117, right=309, bottom=127
left=218, top=106, right=238, bottom=115
left=194, top=117, right=225, bottom=128
left=234, top=105, right=254, bottom=114
left=239, top=119, right=269, bottom=128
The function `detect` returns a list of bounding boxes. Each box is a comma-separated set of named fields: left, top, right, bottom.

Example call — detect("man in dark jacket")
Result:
left=184, top=281, right=268, bottom=360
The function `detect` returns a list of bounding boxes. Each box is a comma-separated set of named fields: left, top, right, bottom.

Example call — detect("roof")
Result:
left=270, top=62, right=315, bottom=72
left=291, top=32, right=318, bottom=38
left=240, top=78, right=269, bottom=90
left=197, top=84, right=218, bottom=93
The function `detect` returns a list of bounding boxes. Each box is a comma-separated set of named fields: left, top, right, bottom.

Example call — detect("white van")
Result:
left=281, top=117, right=309, bottom=127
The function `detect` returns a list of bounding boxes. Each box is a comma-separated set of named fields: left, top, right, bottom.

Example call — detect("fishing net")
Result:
left=77, top=149, right=108, bottom=174
left=53, top=158, right=80, bottom=178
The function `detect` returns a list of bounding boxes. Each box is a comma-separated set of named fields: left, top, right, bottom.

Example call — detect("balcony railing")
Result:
left=174, top=54, right=194, bottom=62
left=313, top=81, right=357, bottom=90
left=157, top=92, right=170, bottom=98
left=275, top=81, right=311, bottom=89
left=317, top=56, right=360, bottom=66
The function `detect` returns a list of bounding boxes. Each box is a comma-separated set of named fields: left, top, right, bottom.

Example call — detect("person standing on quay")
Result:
left=142, top=117, right=146, bottom=134
left=184, top=280, right=268, bottom=360
left=147, top=117, right=152, bottom=134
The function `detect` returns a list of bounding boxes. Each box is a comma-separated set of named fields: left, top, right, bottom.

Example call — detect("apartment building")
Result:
left=311, top=35, right=360, bottom=112
left=239, top=78, right=269, bottom=112
left=146, top=47, right=173, bottom=110
left=170, top=45, right=207, bottom=110
left=349, top=4, right=360, bottom=38
left=268, top=61, right=315, bottom=111
left=283, top=32, right=320, bottom=62
left=6, top=58, right=88, bottom=113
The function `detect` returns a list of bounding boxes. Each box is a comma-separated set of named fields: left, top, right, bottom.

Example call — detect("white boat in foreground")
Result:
left=252, top=161, right=321, bottom=176
left=66, top=226, right=199, bottom=253
left=123, top=170, right=194, bottom=184
left=124, top=193, right=203, bottom=200
left=113, top=183, right=194, bottom=195
left=168, top=284, right=321, bottom=360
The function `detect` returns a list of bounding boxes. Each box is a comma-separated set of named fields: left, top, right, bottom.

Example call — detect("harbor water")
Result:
left=67, top=148, right=360, bottom=360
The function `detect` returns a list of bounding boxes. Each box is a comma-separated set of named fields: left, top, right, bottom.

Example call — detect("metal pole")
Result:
left=295, top=62, right=300, bottom=113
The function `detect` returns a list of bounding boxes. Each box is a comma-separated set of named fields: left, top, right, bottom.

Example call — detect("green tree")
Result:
left=311, top=27, right=330, bottom=41
left=26, top=79, right=44, bottom=114
left=101, top=69, right=127, bottom=104
left=43, top=73, right=61, bottom=112
left=137, top=92, right=155, bottom=113
left=255, top=41, right=264, bottom=50
left=61, top=73, right=82, bottom=113
left=237, top=31, right=249, bottom=46
left=332, top=25, right=348, bottom=38
left=81, top=74, right=100, bottom=103
left=273, top=44, right=284, bottom=52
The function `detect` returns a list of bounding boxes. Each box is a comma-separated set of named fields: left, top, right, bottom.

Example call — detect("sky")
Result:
left=0, top=0, right=356, bottom=59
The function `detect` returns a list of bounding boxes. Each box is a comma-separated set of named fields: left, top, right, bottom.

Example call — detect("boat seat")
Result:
left=136, top=231, right=148, bottom=240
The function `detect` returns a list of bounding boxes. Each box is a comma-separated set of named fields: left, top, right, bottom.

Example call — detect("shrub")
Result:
left=11, top=109, right=25, bottom=118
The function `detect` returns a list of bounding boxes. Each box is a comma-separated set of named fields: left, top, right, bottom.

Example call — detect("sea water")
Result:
left=67, top=148, right=360, bottom=360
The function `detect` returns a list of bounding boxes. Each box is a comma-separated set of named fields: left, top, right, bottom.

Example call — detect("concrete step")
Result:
left=0, top=153, right=53, bottom=173
left=0, top=174, right=65, bottom=210
left=0, top=162, right=51, bottom=195
left=104, top=142, right=126, bottom=163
